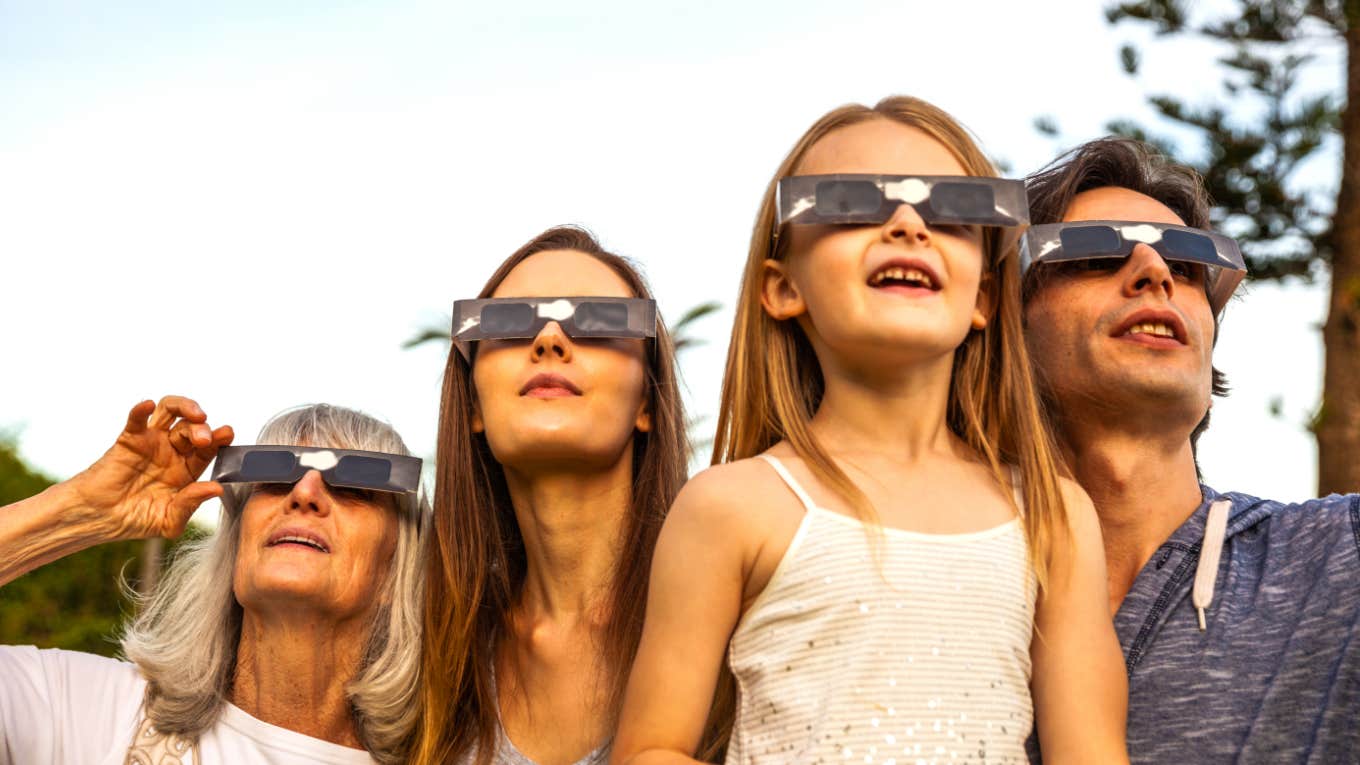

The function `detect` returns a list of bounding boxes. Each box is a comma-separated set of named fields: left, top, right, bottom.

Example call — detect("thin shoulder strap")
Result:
left=759, top=454, right=818, bottom=514
left=1009, top=465, right=1025, bottom=517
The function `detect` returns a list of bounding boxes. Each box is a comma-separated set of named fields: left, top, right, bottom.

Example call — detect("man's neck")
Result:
left=1062, top=419, right=1205, bottom=614
left=230, top=610, right=368, bottom=749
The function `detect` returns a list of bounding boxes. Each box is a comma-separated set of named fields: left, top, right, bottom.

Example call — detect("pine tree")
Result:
left=1073, top=1, right=1359, bottom=494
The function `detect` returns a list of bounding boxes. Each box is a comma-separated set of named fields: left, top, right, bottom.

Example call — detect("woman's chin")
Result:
left=494, top=437, right=633, bottom=473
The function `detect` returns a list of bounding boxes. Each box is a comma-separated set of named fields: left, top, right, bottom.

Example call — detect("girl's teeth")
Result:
left=871, top=267, right=934, bottom=288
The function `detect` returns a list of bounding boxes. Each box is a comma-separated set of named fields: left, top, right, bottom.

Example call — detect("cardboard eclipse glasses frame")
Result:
left=1021, top=220, right=1247, bottom=313
left=451, top=296, right=657, bottom=360
left=775, top=174, right=1031, bottom=231
left=212, top=445, right=422, bottom=495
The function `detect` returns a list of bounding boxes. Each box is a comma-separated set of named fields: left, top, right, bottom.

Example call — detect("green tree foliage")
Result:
left=0, top=440, right=206, bottom=656
left=1039, top=0, right=1360, bottom=493
left=1103, top=0, right=1350, bottom=280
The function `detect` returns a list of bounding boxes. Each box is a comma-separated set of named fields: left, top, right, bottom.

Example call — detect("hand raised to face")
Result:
left=69, top=396, right=235, bottom=540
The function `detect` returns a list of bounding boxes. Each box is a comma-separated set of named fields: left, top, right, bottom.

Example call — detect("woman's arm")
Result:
left=0, top=396, right=232, bottom=586
left=610, top=469, right=754, bottom=765
left=1030, top=479, right=1129, bottom=763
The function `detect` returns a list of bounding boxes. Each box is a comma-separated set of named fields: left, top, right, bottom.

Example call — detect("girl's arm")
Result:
left=611, top=468, right=755, bottom=765
left=1030, top=479, right=1129, bottom=763
left=0, top=397, right=232, bottom=586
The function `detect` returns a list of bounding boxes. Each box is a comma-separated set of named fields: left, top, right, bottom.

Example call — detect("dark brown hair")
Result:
left=1023, top=137, right=1229, bottom=455
left=412, top=226, right=689, bottom=765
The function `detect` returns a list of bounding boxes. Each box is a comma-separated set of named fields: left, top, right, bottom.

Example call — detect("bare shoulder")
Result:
left=1044, top=475, right=1108, bottom=575
left=1055, top=476, right=1100, bottom=537
left=669, top=456, right=803, bottom=535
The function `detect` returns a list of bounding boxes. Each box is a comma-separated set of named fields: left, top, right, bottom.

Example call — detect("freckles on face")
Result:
left=470, top=249, right=650, bottom=469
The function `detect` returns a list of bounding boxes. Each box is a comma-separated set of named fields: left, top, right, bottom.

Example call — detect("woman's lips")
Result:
left=520, top=373, right=582, bottom=398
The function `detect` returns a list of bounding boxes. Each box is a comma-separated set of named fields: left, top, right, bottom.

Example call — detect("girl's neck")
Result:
left=502, top=454, right=633, bottom=623
left=811, top=349, right=957, bottom=462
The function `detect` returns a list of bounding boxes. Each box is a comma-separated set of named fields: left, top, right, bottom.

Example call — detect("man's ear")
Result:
left=761, top=258, right=806, bottom=320
left=971, top=271, right=996, bottom=331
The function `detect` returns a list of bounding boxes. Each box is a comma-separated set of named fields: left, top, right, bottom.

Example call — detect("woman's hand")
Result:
left=66, top=396, right=235, bottom=540
left=0, top=396, right=234, bottom=586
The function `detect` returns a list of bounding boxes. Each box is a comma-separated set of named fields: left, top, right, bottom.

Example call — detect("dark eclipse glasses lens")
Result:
left=573, top=300, right=630, bottom=332
left=1161, top=228, right=1218, bottom=262
left=476, top=300, right=633, bottom=335
left=814, top=180, right=884, bottom=216
left=240, top=450, right=298, bottom=481
left=480, top=301, right=535, bottom=334
left=929, top=182, right=995, bottom=218
left=1059, top=225, right=1123, bottom=255
left=1057, top=224, right=1220, bottom=265
left=215, top=446, right=420, bottom=495
left=332, top=455, right=392, bottom=485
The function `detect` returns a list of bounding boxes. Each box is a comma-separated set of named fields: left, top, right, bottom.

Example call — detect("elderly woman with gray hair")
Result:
left=0, top=396, right=426, bottom=765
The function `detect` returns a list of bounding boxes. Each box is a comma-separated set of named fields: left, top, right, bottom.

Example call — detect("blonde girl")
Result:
left=611, top=97, right=1127, bottom=763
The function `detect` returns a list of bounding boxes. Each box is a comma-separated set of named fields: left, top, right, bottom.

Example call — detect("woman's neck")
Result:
left=502, top=452, right=634, bottom=623
left=811, top=348, right=958, bottom=461
left=230, top=610, right=369, bottom=749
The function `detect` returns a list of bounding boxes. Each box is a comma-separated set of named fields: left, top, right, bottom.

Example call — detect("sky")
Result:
left=0, top=0, right=1343, bottom=526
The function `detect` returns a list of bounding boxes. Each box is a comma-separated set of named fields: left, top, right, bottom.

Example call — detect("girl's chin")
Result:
left=824, top=328, right=972, bottom=359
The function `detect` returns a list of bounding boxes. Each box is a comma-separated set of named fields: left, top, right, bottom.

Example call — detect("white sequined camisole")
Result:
left=724, top=455, right=1038, bottom=765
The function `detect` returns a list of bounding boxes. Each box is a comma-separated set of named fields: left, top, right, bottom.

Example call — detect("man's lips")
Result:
left=519, top=373, right=582, bottom=398
left=1110, top=307, right=1189, bottom=347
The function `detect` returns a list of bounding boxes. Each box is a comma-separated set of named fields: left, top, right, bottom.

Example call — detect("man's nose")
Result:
left=1122, top=243, right=1175, bottom=300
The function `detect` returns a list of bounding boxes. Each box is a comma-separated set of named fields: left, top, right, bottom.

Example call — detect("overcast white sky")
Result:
left=0, top=1, right=1342, bottom=525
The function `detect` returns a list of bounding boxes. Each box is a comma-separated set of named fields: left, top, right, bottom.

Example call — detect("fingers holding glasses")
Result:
left=164, top=480, right=226, bottom=536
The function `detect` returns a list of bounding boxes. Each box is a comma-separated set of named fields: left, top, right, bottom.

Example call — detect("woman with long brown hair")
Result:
left=613, top=97, right=1127, bottom=762
left=413, top=226, right=689, bottom=765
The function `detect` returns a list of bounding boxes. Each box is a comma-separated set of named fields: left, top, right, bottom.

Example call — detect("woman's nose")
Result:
left=286, top=470, right=329, bottom=514
left=531, top=320, right=573, bottom=362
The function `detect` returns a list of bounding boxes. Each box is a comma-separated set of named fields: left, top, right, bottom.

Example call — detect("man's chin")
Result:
left=1067, top=369, right=1209, bottom=424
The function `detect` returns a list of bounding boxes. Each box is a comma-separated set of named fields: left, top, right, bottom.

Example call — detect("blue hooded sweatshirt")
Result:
left=1033, top=486, right=1360, bottom=763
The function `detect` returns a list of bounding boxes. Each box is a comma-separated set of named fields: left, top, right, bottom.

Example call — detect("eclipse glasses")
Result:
left=1020, top=221, right=1247, bottom=313
left=212, top=445, right=422, bottom=495
left=451, top=296, right=657, bottom=360
left=776, top=174, right=1030, bottom=231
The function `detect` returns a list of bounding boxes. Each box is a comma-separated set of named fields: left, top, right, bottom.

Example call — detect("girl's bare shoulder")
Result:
left=668, top=453, right=807, bottom=535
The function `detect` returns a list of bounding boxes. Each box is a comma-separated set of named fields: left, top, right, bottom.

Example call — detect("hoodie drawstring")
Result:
left=1193, top=499, right=1231, bottom=631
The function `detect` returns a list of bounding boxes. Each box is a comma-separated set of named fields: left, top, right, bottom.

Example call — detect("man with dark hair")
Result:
left=1022, top=137, right=1360, bottom=763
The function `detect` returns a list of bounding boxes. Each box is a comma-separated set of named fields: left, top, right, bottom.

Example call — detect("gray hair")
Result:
left=119, top=404, right=428, bottom=764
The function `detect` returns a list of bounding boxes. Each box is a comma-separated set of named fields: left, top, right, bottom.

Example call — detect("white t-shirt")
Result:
left=0, top=645, right=377, bottom=765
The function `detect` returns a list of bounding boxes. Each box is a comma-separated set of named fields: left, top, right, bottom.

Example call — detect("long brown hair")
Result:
left=412, top=226, right=689, bottom=764
left=714, top=94, right=1071, bottom=582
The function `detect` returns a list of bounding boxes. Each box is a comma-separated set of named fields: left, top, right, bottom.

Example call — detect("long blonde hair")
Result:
left=713, top=95, right=1071, bottom=584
